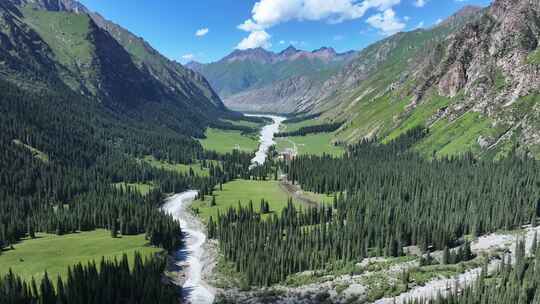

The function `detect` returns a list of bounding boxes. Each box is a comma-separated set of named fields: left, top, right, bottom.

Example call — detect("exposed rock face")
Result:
left=414, top=0, right=540, bottom=150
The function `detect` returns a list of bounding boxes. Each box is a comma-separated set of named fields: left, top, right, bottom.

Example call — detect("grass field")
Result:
left=113, top=182, right=155, bottom=195
left=141, top=155, right=211, bottom=176
left=191, top=179, right=335, bottom=222
left=276, top=133, right=345, bottom=157
left=0, top=230, right=161, bottom=283
left=198, top=128, right=260, bottom=154
left=280, top=119, right=323, bottom=133
left=191, top=180, right=292, bottom=222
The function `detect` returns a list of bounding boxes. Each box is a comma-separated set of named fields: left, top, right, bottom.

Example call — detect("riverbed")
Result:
left=163, top=191, right=215, bottom=304
left=163, top=115, right=284, bottom=303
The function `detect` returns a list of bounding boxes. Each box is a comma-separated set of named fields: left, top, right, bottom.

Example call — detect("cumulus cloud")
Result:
left=236, top=30, right=272, bottom=50
left=239, top=0, right=401, bottom=31
left=195, top=28, right=209, bottom=37
left=181, top=54, right=195, bottom=61
left=366, top=9, right=406, bottom=35
left=413, top=0, right=427, bottom=7
left=236, top=0, right=404, bottom=49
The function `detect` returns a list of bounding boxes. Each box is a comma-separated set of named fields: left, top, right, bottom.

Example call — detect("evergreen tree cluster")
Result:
left=408, top=239, right=540, bottom=304
left=0, top=253, right=180, bottom=304
left=275, top=122, right=343, bottom=138
left=282, top=113, right=322, bottom=124
left=285, top=129, right=540, bottom=250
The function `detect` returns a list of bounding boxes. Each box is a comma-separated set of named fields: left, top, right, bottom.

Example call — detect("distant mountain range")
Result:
left=188, top=46, right=356, bottom=113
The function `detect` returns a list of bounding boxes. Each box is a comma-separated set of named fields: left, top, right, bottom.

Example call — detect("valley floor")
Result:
left=0, top=230, right=160, bottom=283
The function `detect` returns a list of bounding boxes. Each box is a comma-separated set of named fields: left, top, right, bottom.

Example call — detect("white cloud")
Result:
left=236, top=30, right=272, bottom=50
left=195, top=28, right=209, bottom=37
left=414, top=21, right=425, bottom=29
left=279, top=40, right=286, bottom=44
left=366, top=9, right=406, bottom=35
left=435, top=18, right=443, bottom=25
left=239, top=0, right=401, bottom=31
left=413, top=0, right=427, bottom=7
left=236, top=0, right=402, bottom=49
left=181, top=54, right=195, bottom=61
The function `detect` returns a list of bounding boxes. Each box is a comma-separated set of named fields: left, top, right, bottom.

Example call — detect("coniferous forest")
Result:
left=210, top=129, right=540, bottom=286
left=0, top=77, right=253, bottom=301
left=0, top=253, right=179, bottom=304
left=407, top=240, right=540, bottom=304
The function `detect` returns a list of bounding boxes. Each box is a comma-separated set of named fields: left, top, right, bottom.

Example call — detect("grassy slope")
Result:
left=21, top=7, right=95, bottom=92
left=199, top=128, right=260, bottom=154
left=0, top=230, right=161, bottom=283
left=415, top=112, right=493, bottom=157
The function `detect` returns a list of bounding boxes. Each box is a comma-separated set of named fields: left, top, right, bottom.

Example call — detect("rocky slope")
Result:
left=189, top=46, right=355, bottom=113
left=316, top=0, right=540, bottom=159
left=0, top=0, right=228, bottom=136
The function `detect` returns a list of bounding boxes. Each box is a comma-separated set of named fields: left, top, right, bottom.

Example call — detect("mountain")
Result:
left=0, top=0, right=229, bottom=137
left=313, top=0, right=540, bottom=159
left=190, top=46, right=356, bottom=113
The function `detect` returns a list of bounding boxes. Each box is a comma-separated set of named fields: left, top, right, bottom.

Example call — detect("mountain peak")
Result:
left=223, top=47, right=274, bottom=63
left=9, top=0, right=89, bottom=13
left=312, top=47, right=337, bottom=56
left=279, top=45, right=299, bottom=56
left=439, top=5, right=483, bottom=26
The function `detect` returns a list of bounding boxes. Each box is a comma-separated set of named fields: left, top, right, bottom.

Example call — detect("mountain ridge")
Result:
left=1, top=0, right=229, bottom=126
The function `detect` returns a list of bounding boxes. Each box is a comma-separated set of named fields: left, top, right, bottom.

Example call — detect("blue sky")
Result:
left=79, top=0, right=492, bottom=63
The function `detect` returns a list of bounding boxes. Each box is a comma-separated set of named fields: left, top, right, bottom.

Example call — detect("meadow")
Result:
left=0, top=230, right=161, bottom=283
left=198, top=128, right=260, bottom=154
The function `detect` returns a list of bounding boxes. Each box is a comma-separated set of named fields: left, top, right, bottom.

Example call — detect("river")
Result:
left=163, top=115, right=284, bottom=303
left=163, top=191, right=215, bottom=304
left=244, top=114, right=286, bottom=166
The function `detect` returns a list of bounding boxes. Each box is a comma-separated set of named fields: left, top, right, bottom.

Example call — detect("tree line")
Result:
left=408, top=239, right=540, bottom=304
left=0, top=253, right=180, bottom=304
left=275, top=122, right=343, bottom=137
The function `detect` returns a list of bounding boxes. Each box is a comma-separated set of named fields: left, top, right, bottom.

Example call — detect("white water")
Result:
left=163, top=191, right=215, bottom=304
left=244, top=114, right=286, bottom=166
